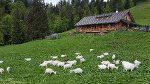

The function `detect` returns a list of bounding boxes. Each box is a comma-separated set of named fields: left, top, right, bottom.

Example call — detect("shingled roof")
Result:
left=75, top=10, right=132, bottom=26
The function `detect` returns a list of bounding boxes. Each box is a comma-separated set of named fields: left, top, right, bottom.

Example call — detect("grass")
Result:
left=131, top=0, right=150, bottom=25
left=0, top=30, right=150, bottom=84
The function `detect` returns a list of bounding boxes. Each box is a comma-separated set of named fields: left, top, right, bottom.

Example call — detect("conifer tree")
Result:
left=27, top=0, right=49, bottom=40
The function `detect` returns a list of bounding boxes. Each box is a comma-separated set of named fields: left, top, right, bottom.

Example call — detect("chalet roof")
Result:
left=75, top=10, right=132, bottom=26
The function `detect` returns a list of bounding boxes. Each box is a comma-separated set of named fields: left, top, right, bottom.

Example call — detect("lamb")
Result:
left=45, top=68, right=56, bottom=75
left=75, top=53, right=81, bottom=55
left=0, top=68, right=4, bottom=74
left=98, top=65, right=107, bottom=70
left=25, top=58, right=31, bottom=61
left=39, top=60, right=53, bottom=67
left=101, top=61, right=110, bottom=65
left=57, top=62, right=65, bottom=67
left=108, top=64, right=118, bottom=70
left=76, top=55, right=83, bottom=59
left=80, top=58, right=86, bottom=63
left=67, top=60, right=77, bottom=65
left=51, top=56, right=58, bottom=59
left=90, top=49, right=94, bottom=52
left=134, top=60, right=141, bottom=68
left=103, top=53, right=109, bottom=56
left=61, top=55, right=67, bottom=58
left=97, top=55, right=105, bottom=59
left=122, top=61, right=136, bottom=71
left=113, top=60, right=120, bottom=65
left=63, top=64, right=72, bottom=69
left=39, top=62, right=48, bottom=67
left=7, top=67, right=11, bottom=73
left=52, top=60, right=61, bottom=66
left=112, top=54, right=116, bottom=59
left=70, top=68, right=83, bottom=74
left=0, top=61, right=4, bottom=64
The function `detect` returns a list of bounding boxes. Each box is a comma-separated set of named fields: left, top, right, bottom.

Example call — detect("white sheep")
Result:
left=101, top=61, right=110, bottom=65
left=39, top=60, right=53, bottom=67
left=103, top=53, right=109, bottom=56
left=113, top=60, right=120, bottom=65
left=108, top=64, right=118, bottom=70
left=98, top=65, right=107, bottom=70
left=112, top=54, right=116, bottom=59
left=97, top=55, right=105, bottom=59
left=61, top=55, right=67, bottom=58
left=63, top=64, right=72, bottom=69
left=39, top=62, right=48, bottom=67
left=57, top=62, right=65, bottom=67
left=0, top=68, right=4, bottom=74
left=80, top=58, right=86, bottom=63
left=0, top=61, right=4, bottom=64
left=67, top=60, right=77, bottom=65
left=25, top=58, right=31, bottom=61
left=75, top=53, right=81, bottom=55
left=45, top=68, right=56, bottom=75
left=7, top=67, right=11, bottom=73
left=122, top=61, right=136, bottom=71
left=70, top=68, right=83, bottom=74
left=52, top=60, right=61, bottom=66
left=51, top=56, right=58, bottom=59
left=90, top=49, right=94, bottom=52
left=134, top=60, right=141, bottom=68
left=76, top=55, right=83, bottom=59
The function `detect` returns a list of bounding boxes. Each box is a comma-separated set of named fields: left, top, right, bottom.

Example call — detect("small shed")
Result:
left=75, top=10, right=136, bottom=33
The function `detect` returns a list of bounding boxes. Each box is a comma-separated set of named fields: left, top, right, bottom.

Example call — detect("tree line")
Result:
left=0, top=0, right=147, bottom=45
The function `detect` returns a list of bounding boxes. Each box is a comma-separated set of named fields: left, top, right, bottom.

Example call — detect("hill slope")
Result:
left=131, top=0, right=150, bottom=25
left=0, top=30, right=150, bottom=84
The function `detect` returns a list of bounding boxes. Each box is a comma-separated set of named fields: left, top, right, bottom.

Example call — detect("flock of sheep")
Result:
left=0, top=49, right=142, bottom=75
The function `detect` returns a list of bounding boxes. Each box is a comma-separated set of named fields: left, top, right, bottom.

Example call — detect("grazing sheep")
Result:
left=75, top=53, right=81, bottom=55
left=39, top=62, right=48, bottom=67
left=63, top=64, right=72, bottom=69
left=76, top=55, right=83, bottom=59
left=25, top=58, right=31, bottom=61
left=112, top=54, right=116, bottom=59
left=7, top=67, right=11, bottom=73
left=103, top=53, right=109, bottom=56
left=70, top=68, right=83, bottom=74
left=57, top=62, right=65, bottom=67
left=51, top=56, right=58, bottom=59
left=113, top=60, right=120, bottom=65
left=122, top=61, right=136, bottom=71
left=101, top=61, right=110, bottom=65
left=98, top=65, right=107, bottom=70
left=45, top=68, right=56, bottom=75
left=108, top=64, right=118, bottom=70
left=80, top=58, right=86, bottom=63
left=0, top=68, right=4, bottom=74
left=134, top=60, right=141, bottom=68
left=90, top=49, right=94, bottom=52
left=61, top=55, right=67, bottom=58
left=67, top=60, right=77, bottom=65
left=97, top=55, right=105, bottom=59
left=52, top=60, right=61, bottom=66
left=0, top=61, right=4, bottom=64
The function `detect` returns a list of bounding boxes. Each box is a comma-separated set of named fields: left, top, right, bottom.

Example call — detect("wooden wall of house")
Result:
left=76, top=21, right=126, bottom=33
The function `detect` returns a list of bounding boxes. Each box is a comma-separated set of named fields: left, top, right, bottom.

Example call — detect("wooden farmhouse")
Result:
left=75, top=10, right=136, bottom=33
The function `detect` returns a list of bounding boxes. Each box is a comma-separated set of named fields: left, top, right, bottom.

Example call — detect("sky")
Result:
left=44, top=0, right=59, bottom=5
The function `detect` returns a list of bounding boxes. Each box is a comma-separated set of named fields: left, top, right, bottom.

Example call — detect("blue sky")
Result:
left=44, top=0, right=59, bottom=5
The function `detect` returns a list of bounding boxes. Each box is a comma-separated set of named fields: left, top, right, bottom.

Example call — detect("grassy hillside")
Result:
left=131, top=0, right=150, bottom=25
left=0, top=30, right=150, bottom=84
